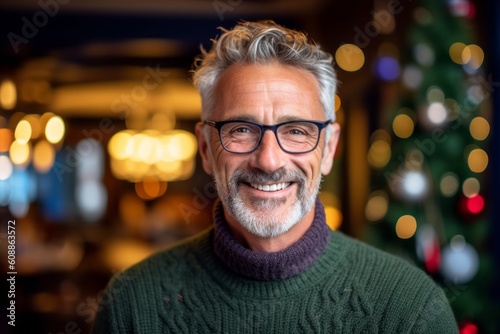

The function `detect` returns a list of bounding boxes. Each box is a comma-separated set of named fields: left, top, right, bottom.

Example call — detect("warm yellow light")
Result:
left=335, top=44, right=365, bottom=72
left=461, top=45, right=472, bottom=64
left=135, top=177, right=167, bottom=200
left=108, top=131, right=134, bottom=160
left=33, top=140, right=55, bottom=173
left=365, top=190, right=389, bottom=221
left=24, top=114, right=41, bottom=139
left=392, top=114, right=414, bottom=138
left=0, top=128, right=13, bottom=152
left=370, top=129, right=392, bottom=145
left=469, top=117, right=490, bottom=141
left=334, top=94, right=341, bottom=112
left=9, top=140, right=31, bottom=166
left=14, top=119, right=32, bottom=144
left=168, top=131, right=197, bottom=161
left=137, top=136, right=156, bottom=163
left=468, top=149, right=488, bottom=173
left=467, top=44, right=484, bottom=69
left=130, top=133, right=147, bottom=162
left=324, top=206, right=343, bottom=230
left=155, top=160, right=182, bottom=175
left=0, top=79, right=17, bottom=110
left=395, top=215, right=417, bottom=239
left=45, top=115, right=65, bottom=144
left=449, top=42, right=467, bottom=64
left=462, top=177, right=480, bottom=198
left=367, top=140, right=391, bottom=168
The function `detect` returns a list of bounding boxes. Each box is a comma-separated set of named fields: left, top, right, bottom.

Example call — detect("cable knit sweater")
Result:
left=93, top=200, right=458, bottom=333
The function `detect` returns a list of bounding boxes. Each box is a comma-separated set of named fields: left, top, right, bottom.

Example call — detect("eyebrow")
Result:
left=218, top=114, right=313, bottom=124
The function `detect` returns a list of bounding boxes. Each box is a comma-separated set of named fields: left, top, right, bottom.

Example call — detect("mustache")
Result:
left=233, top=167, right=306, bottom=184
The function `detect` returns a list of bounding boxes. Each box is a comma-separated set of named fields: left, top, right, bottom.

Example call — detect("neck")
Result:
left=212, top=198, right=330, bottom=281
left=224, top=207, right=316, bottom=253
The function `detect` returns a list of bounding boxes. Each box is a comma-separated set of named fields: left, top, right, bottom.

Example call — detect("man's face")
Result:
left=196, top=63, right=340, bottom=238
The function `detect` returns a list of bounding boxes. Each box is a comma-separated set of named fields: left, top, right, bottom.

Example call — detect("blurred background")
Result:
left=0, top=0, right=498, bottom=333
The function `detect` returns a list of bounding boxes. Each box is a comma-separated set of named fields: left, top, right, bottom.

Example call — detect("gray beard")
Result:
left=213, top=167, right=321, bottom=238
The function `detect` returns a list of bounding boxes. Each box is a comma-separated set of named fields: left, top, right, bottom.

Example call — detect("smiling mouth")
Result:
left=248, top=182, right=291, bottom=192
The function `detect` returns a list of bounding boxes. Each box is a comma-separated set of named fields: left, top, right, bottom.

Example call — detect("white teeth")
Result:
left=249, top=182, right=290, bottom=192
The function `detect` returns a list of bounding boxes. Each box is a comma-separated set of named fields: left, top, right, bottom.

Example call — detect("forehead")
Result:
left=212, top=63, right=323, bottom=122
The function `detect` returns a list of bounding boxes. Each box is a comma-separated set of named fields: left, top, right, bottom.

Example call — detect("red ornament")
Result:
left=459, top=321, right=478, bottom=334
left=466, top=195, right=484, bottom=214
left=458, top=194, right=485, bottom=218
left=424, top=239, right=441, bottom=274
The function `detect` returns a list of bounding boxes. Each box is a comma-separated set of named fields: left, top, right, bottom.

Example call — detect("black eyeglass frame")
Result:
left=203, top=119, right=333, bottom=154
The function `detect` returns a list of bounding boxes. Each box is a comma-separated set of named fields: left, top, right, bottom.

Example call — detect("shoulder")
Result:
left=328, top=231, right=457, bottom=332
left=108, top=227, right=213, bottom=291
left=332, top=230, right=432, bottom=283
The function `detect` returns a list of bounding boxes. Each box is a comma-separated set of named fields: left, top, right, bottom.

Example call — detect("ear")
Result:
left=195, top=122, right=214, bottom=175
left=320, top=122, right=341, bottom=175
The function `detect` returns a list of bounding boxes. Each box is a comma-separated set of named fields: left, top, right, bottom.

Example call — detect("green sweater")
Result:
left=93, top=203, right=457, bottom=333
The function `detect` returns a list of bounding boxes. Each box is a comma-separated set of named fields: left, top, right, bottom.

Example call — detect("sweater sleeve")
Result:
left=409, top=285, right=459, bottom=334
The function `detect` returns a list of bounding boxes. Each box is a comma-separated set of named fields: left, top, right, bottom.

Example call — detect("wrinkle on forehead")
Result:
left=213, top=63, right=323, bottom=122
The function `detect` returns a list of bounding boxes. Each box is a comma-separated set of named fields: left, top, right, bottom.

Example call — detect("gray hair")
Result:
left=192, top=20, right=337, bottom=122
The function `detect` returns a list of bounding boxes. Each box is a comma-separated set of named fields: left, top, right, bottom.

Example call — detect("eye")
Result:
left=223, top=122, right=260, bottom=137
left=281, top=124, right=310, bottom=136
left=231, top=126, right=252, bottom=134
left=287, top=128, right=307, bottom=135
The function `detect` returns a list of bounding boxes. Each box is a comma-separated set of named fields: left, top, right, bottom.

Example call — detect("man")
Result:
left=93, top=21, right=458, bottom=333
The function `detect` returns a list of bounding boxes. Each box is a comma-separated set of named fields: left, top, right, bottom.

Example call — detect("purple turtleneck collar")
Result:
left=212, top=198, right=331, bottom=281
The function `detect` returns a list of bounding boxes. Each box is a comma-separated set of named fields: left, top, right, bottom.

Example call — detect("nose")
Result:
left=248, top=130, right=287, bottom=173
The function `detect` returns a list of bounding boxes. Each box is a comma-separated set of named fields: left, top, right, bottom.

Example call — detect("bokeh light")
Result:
left=427, top=102, right=447, bottom=125
left=393, top=114, right=415, bottom=138
left=413, top=43, right=435, bottom=66
left=395, top=215, right=417, bottom=239
left=426, top=86, right=445, bottom=103
left=0, top=155, right=13, bottom=180
left=464, top=44, right=484, bottom=69
left=441, top=241, right=479, bottom=284
left=33, top=140, right=55, bottom=174
left=335, top=44, right=365, bottom=72
left=402, top=65, right=423, bottom=89
left=0, top=128, right=13, bottom=152
left=466, top=194, right=484, bottom=214
left=334, top=94, right=341, bottom=112
left=14, top=119, right=32, bottom=144
left=375, top=56, right=400, bottom=81
left=467, top=148, right=488, bottom=173
left=367, top=140, right=391, bottom=168
left=0, top=79, right=17, bottom=110
left=469, top=117, right=489, bottom=140
left=403, top=171, right=427, bottom=198
left=9, top=140, right=31, bottom=167
left=449, top=42, right=467, bottom=64
left=324, top=205, right=343, bottom=230
left=462, top=177, right=480, bottom=198
left=440, top=172, right=459, bottom=197
left=45, top=115, right=65, bottom=144
left=365, top=190, right=389, bottom=222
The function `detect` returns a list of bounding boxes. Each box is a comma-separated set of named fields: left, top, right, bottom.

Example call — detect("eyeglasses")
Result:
left=203, top=119, right=333, bottom=154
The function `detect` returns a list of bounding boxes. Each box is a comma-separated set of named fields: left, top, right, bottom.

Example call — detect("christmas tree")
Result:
left=364, top=0, right=498, bottom=332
